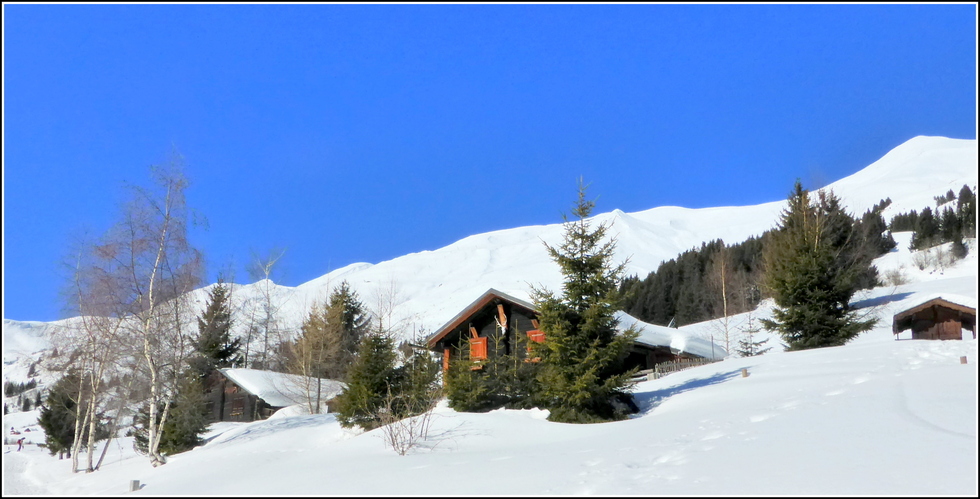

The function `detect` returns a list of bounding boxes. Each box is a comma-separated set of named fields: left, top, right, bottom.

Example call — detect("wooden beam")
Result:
left=497, top=304, right=507, bottom=329
left=531, top=319, right=539, bottom=329
left=470, top=326, right=479, bottom=339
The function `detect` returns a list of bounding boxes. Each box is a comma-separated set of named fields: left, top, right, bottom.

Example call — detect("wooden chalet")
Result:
left=893, top=296, right=976, bottom=340
left=203, top=368, right=345, bottom=423
left=425, top=288, right=726, bottom=373
left=426, top=289, right=541, bottom=370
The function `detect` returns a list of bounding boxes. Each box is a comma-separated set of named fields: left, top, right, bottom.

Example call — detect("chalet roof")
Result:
left=615, top=311, right=728, bottom=360
left=892, top=294, right=977, bottom=334
left=426, top=288, right=537, bottom=348
left=219, top=368, right=346, bottom=408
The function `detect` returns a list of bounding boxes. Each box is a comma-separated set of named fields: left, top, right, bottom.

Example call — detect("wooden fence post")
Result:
left=741, top=368, right=748, bottom=378
left=130, top=480, right=140, bottom=492
left=960, top=356, right=968, bottom=364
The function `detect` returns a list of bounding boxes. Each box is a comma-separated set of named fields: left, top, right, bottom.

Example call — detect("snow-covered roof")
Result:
left=220, top=368, right=346, bottom=408
left=615, top=311, right=728, bottom=360
left=893, top=293, right=977, bottom=313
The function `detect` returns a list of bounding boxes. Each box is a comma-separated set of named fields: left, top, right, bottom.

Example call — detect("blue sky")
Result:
left=3, top=4, right=976, bottom=322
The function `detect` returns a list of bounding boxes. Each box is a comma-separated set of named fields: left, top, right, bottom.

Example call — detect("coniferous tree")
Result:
left=531, top=181, right=639, bottom=424
left=445, top=330, right=540, bottom=413
left=333, top=332, right=399, bottom=430
left=939, top=206, right=961, bottom=245
left=889, top=209, right=919, bottom=232
left=734, top=316, right=771, bottom=357
left=291, top=282, right=371, bottom=412
left=393, top=338, right=442, bottom=418
left=957, top=185, right=976, bottom=238
left=858, top=209, right=897, bottom=257
left=38, top=371, right=81, bottom=458
left=911, top=206, right=939, bottom=250
left=133, top=372, right=208, bottom=456
left=761, top=182, right=877, bottom=350
left=817, top=192, right=881, bottom=290
left=324, top=281, right=371, bottom=381
left=191, top=281, right=241, bottom=380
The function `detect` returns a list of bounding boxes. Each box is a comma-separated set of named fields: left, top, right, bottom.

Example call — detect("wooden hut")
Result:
left=203, top=368, right=345, bottom=422
left=892, top=297, right=976, bottom=340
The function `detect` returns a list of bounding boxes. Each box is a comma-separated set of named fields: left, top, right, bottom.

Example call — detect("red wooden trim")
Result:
left=443, top=348, right=450, bottom=372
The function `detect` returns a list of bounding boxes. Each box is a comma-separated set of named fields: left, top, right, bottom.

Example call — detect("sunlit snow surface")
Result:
left=3, top=136, right=977, bottom=495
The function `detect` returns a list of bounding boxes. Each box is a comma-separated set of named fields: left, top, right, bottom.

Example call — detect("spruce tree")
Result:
left=939, top=206, right=961, bottom=245
left=910, top=206, right=939, bottom=250
left=38, top=371, right=81, bottom=458
left=761, top=182, right=876, bottom=350
left=957, top=185, right=976, bottom=238
left=445, top=331, right=540, bottom=412
left=333, top=332, right=399, bottom=430
left=191, top=281, right=242, bottom=379
left=532, top=180, right=639, bottom=423
left=735, top=316, right=771, bottom=357
left=324, top=281, right=371, bottom=381
left=133, top=372, right=208, bottom=456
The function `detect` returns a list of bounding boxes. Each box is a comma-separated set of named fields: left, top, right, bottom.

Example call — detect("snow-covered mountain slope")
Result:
left=3, top=135, right=977, bottom=379
left=5, top=273, right=976, bottom=495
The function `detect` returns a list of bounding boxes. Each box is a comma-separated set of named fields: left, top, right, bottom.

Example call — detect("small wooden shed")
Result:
left=892, top=297, right=976, bottom=340
left=203, top=368, right=345, bottom=422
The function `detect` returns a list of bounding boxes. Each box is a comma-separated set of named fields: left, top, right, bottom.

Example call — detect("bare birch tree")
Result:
left=110, top=155, right=203, bottom=466
left=707, top=243, right=737, bottom=355
left=246, top=248, right=288, bottom=371
left=53, top=235, right=132, bottom=473
left=54, top=153, right=202, bottom=469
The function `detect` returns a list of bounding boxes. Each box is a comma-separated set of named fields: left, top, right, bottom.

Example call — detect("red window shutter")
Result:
left=526, top=330, right=544, bottom=362
left=470, top=337, right=488, bottom=360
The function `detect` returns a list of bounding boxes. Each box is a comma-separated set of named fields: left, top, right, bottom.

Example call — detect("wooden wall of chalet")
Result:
left=203, top=373, right=277, bottom=423
left=623, top=344, right=679, bottom=372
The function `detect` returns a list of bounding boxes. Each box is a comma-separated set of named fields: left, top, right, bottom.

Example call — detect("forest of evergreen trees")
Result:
left=616, top=184, right=979, bottom=329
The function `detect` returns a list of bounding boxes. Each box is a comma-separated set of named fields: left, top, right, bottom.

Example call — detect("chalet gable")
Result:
left=425, top=288, right=537, bottom=350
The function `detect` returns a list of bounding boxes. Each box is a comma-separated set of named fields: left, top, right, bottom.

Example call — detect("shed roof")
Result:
left=220, top=368, right=346, bottom=408
left=892, top=295, right=977, bottom=334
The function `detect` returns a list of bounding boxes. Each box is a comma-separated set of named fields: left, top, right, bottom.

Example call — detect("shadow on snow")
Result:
left=632, top=369, right=745, bottom=415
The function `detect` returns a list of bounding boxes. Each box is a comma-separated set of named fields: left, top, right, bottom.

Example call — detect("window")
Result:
left=229, top=398, right=245, bottom=418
